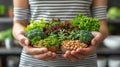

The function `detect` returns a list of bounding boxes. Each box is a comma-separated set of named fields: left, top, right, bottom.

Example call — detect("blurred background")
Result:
left=0, top=0, right=120, bottom=67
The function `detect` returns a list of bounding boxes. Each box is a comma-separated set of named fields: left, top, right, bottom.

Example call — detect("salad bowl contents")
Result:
left=61, top=40, right=88, bottom=53
left=24, top=14, right=100, bottom=52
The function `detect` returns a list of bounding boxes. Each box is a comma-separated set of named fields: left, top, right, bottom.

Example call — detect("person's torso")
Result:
left=28, top=0, right=93, bottom=21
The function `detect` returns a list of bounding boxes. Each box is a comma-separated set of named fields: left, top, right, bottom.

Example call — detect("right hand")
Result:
left=17, top=34, right=58, bottom=61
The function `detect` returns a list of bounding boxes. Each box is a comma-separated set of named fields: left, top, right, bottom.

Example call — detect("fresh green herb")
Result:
left=71, top=14, right=100, bottom=31
left=25, top=18, right=46, bottom=32
left=34, top=33, right=60, bottom=47
left=58, top=29, right=67, bottom=42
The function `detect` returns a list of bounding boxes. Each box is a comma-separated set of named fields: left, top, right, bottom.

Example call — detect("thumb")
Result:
left=91, top=38, right=97, bottom=46
left=18, top=35, right=30, bottom=47
left=24, top=39, right=30, bottom=46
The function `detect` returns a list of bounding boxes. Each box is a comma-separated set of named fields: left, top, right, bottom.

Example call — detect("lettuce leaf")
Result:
left=71, top=14, right=100, bottom=31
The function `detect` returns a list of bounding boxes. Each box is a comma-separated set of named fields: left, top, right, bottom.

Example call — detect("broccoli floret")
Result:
left=25, top=29, right=46, bottom=45
left=79, top=30, right=94, bottom=45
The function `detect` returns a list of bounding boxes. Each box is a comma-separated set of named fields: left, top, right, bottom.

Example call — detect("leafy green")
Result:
left=25, top=29, right=46, bottom=45
left=67, top=30, right=80, bottom=40
left=0, top=28, right=13, bottom=40
left=25, top=18, right=47, bottom=32
left=24, top=14, right=99, bottom=48
left=57, top=30, right=67, bottom=42
left=71, top=14, right=100, bottom=31
left=34, top=33, right=60, bottom=47
left=30, top=36, right=41, bottom=46
left=48, top=21, right=61, bottom=26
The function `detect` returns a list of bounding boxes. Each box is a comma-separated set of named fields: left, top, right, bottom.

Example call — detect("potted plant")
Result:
left=0, top=5, right=6, bottom=16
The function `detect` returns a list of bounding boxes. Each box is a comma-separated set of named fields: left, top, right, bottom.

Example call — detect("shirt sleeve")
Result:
left=13, top=8, right=30, bottom=22
left=92, top=6, right=107, bottom=20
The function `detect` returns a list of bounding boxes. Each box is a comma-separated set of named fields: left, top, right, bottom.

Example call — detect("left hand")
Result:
left=62, top=31, right=103, bottom=62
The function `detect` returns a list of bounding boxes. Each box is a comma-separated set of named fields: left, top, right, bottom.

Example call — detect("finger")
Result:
left=63, top=54, right=71, bottom=61
left=63, top=51, right=71, bottom=59
left=68, top=55, right=79, bottom=62
left=47, top=52, right=58, bottom=61
left=18, top=35, right=30, bottom=46
left=71, top=50, right=80, bottom=58
left=63, top=51, right=78, bottom=62
left=91, top=32, right=102, bottom=45
left=76, top=47, right=96, bottom=57
left=33, top=51, right=57, bottom=61
left=41, top=51, right=53, bottom=61
left=71, top=50, right=84, bottom=61
left=75, top=48, right=89, bottom=57
left=91, top=38, right=97, bottom=46
left=71, top=50, right=89, bottom=60
left=50, top=52, right=58, bottom=61
left=62, top=50, right=72, bottom=61
left=33, top=51, right=50, bottom=61
left=25, top=39, right=30, bottom=46
left=77, top=44, right=96, bottom=53
left=69, top=51, right=79, bottom=62
left=24, top=46, right=48, bottom=55
left=44, top=51, right=57, bottom=61
left=91, top=35, right=101, bottom=46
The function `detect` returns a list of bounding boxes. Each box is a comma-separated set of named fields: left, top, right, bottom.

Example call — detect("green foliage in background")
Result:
left=107, top=6, right=120, bottom=20
left=0, top=28, right=13, bottom=41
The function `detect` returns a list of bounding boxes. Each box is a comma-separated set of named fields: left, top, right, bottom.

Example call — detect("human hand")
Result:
left=17, top=33, right=58, bottom=61
left=62, top=31, right=102, bottom=62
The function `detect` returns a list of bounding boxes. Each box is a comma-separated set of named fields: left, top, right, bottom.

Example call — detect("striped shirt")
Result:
left=14, top=0, right=107, bottom=67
